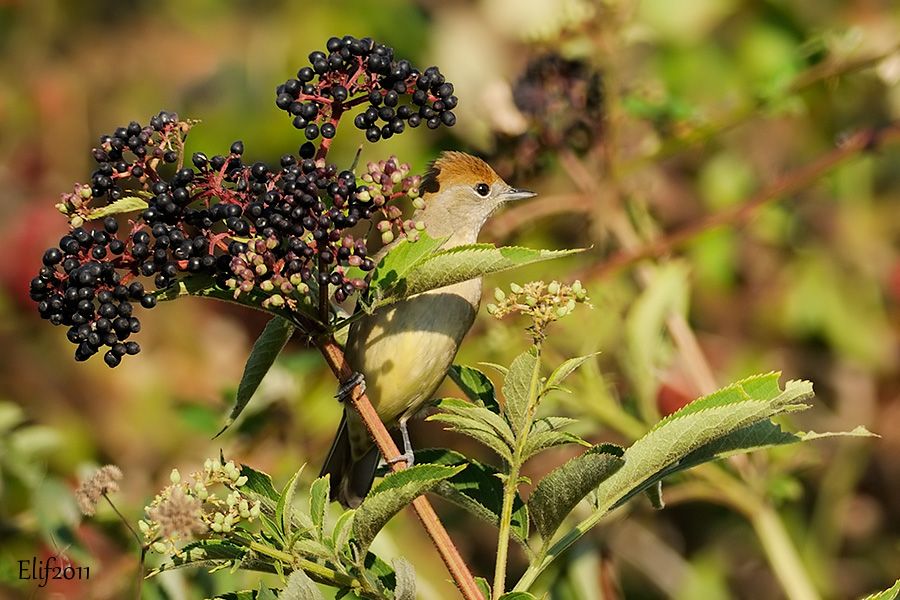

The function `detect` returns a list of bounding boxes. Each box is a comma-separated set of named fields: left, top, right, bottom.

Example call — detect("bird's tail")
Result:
left=319, top=410, right=380, bottom=508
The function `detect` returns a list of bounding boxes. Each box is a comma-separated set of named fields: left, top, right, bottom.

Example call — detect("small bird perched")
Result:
left=320, top=151, right=535, bottom=507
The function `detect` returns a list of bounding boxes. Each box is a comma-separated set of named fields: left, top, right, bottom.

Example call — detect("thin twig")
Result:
left=103, top=494, right=145, bottom=600
left=587, top=123, right=900, bottom=281
left=316, top=338, right=484, bottom=600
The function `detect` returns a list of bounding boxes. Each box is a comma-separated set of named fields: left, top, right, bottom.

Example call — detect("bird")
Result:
left=319, top=151, right=536, bottom=507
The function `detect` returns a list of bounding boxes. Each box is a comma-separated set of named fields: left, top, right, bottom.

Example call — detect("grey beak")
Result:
left=503, top=187, right=537, bottom=201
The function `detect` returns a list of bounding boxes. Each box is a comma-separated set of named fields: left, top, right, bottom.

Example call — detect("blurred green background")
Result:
left=1, top=0, right=899, bottom=598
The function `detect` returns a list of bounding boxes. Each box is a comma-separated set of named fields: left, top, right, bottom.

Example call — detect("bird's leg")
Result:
left=335, top=371, right=365, bottom=403
left=387, top=416, right=415, bottom=467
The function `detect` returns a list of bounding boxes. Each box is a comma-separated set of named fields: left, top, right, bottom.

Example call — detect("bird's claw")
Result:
left=335, top=372, right=365, bottom=403
left=387, top=449, right=415, bottom=468
left=387, top=418, right=415, bottom=467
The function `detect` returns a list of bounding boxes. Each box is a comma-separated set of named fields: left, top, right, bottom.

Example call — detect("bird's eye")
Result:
left=474, top=183, right=490, bottom=197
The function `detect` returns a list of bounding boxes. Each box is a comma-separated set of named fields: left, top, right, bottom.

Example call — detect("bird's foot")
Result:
left=387, top=449, right=415, bottom=468
left=335, top=372, right=365, bottom=403
left=386, top=418, right=415, bottom=467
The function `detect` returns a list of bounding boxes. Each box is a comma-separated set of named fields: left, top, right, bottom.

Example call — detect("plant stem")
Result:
left=316, top=337, right=484, bottom=600
left=493, top=342, right=543, bottom=598
left=750, top=504, right=821, bottom=600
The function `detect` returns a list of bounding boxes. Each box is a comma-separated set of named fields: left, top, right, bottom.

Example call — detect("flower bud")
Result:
left=170, top=469, right=181, bottom=484
left=494, top=288, right=506, bottom=302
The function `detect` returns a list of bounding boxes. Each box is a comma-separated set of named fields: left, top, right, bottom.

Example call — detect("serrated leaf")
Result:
left=503, top=349, right=539, bottom=434
left=522, top=429, right=590, bottom=461
left=861, top=579, right=900, bottom=600
left=280, top=569, right=326, bottom=600
left=449, top=364, right=501, bottom=413
left=426, top=413, right=513, bottom=463
left=545, top=353, right=601, bottom=390
left=595, top=376, right=817, bottom=514
left=651, top=422, right=877, bottom=494
left=276, top=466, right=304, bottom=542
left=332, top=509, right=355, bottom=554
left=376, top=244, right=583, bottom=306
left=529, top=444, right=624, bottom=541
left=433, top=398, right=515, bottom=446
left=217, top=317, right=295, bottom=437
left=84, top=196, right=148, bottom=220
left=309, top=475, right=330, bottom=539
left=352, top=464, right=465, bottom=554
left=368, top=232, right=447, bottom=297
left=391, top=557, right=416, bottom=600
left=416, top=448, right=529, bottom=543
left=239, top=465, right=280, bottom=502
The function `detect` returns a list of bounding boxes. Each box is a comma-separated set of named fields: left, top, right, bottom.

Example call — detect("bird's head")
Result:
left=418, top=151, right=535, bottom=242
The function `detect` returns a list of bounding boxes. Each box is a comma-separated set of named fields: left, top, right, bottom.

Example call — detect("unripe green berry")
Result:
left=381, top=230, right=395, bottom=244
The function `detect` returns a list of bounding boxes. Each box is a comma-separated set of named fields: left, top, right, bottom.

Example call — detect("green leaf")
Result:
left=503, top=348, right=539, bottom=434
left=367, top=232, right=447, bottom=299
left=522, top=429, right=591, bottom=461
left=309, top=475, right=330, bottom=539
left=376, top=244, right=583, bottom=306
left=498, top=593, right=538, bottom=600
left=545, top=353, right=601, bottom=390
left=256, top=583, right=278, bottom=600
left=210, top=591, right=259, bottom=600
left=475, top=577, right=492, bottom=600
left=595, top=376, right=816, bottom=513
left=84, top=196, right=148, bottom=220
left=432, top=398, right=515, bottom=446
left=352, top=464, right=465, bottom=554
left=332, top=509, right=356, bottom=554
left=217, top=317, right=295, bottom=437
left=449, top=364, right=501, bottom=413
left=416, top=448, right=529, bottom=543
left=425, top=412, right=513, bottom=463
left=238, top=465, right=280, bottom=502
left=391, top=557, right=416, bottom=600
left=148, top=539, right=276, bottom=577
left=861, top=579, right=900, bottom=600
left=529, top=444, right=625, bottom=541
left=281, top=569, right=326, bottom=600
left=276, top=466, right=304, bottom=541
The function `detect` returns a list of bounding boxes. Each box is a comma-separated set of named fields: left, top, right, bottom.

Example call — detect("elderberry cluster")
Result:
left=275, top=35, right=458, bottom=145
left=30, top=36, right=453, bottom=368
left=490, top=53, right=604, bottom=179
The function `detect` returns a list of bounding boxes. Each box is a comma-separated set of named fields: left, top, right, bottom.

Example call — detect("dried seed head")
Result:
left=75, top=464, right=123, bottom=516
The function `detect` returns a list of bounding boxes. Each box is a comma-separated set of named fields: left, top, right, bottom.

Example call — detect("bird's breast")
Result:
left=346, top=279, right=482, bottom=427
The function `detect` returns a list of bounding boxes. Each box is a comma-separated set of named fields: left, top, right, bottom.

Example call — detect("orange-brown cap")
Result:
left=422, top=151, right=502, bottom=194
